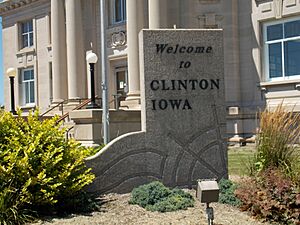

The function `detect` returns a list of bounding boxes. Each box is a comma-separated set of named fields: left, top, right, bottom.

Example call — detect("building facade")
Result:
left=1, top=0, right=300, bottom=140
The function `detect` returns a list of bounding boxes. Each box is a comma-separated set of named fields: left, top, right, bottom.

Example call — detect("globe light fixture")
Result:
left=86, top=52, right=98, bottom=64
left=7, top=67, right=17, bottom=78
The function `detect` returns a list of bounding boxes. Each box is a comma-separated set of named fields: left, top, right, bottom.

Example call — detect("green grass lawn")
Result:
left=228, top=145, right=256, bottom=176
left=228, top=145, right=300, bottom=176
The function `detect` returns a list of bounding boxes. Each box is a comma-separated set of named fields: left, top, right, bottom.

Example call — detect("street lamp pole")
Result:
left=100, top=0, right=110, bottom=144
left=86, top=52, right=100, bottom=109
left=6, top=68, right=17, bottom=115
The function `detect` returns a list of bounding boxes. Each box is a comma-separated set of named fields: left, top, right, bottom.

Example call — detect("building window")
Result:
left=21, top=20, right=33, bottom=48
left=113, top=0, right=126, bottom=24
left=264, top=18, right=300, bottom=81
left=22, top=68, right=35, bottom=105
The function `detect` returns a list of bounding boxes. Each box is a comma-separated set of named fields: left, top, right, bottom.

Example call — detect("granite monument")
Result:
left=86, top=29, right=227, bottom=193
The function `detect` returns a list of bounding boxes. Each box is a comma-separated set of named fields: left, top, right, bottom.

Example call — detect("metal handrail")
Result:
left=65, top=125, right=75, bottom=140
left=56, top=96, right=102, bottom=124
left=112, top=93, right=122, bottom=110
left=40, top=99, right=68, bottom=117
left=56, top=99, right=90, bottom=124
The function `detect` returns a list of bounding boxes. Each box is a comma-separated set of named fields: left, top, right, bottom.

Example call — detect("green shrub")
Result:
left=89, top=143, right=106, bottom=156
left=218, top=179, right=241, bottom=207
left=0, top=111, right=95, bottom=224
left=129, top=181, right=194, bottom=212
left=236, top=169, right=300, bottom=225
left=129, top=181, right=171, bottom=207
left=0, top=187, right=35, bottom=225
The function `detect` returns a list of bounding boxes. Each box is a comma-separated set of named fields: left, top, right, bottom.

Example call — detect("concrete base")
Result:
left=120, top=99, right=141, bottom=110
left=228, top=135, right=244, bottom=142
left=120, top=92, right=141, bottom=109
left=70, top=109, right=141, bottom=146
left=245, top=135, right=256, bottom=143
left=228, top=135, right=246, bottom=146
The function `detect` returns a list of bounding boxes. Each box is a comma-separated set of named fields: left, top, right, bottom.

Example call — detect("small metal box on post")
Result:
left=196, top=179, right=220, bottom=225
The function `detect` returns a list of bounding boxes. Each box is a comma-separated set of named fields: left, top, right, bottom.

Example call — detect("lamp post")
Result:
left=100, top=0, right=110, bottom=144
left=6, top=68, right=17, bottom=115
left=86, top=52, right=100, bottom=109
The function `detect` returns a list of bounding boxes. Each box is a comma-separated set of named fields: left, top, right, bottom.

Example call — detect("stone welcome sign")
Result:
left=86, top=29, right=227, bottom=193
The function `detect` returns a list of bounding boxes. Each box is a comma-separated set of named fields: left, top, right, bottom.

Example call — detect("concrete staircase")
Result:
left=39, top=98, right=95, bottom=139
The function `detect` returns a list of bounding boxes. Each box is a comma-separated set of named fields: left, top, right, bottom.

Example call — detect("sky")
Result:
left=0, top=17, right=3, bottom=106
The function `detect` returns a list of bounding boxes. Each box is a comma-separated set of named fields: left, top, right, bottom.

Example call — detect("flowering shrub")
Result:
left=236, top=169, right=300, bottom=225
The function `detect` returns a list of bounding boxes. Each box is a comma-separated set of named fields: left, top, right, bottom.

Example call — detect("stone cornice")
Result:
left=0, top=0, right=40, bottom=14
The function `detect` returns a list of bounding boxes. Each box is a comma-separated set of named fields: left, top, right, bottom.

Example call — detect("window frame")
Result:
left=263, top=17, right=300, bottom=82
left=112, top=0, right=126, bottom=25
left=20, top=20, right=34, bottom=49
left=21, top=68, right=35, bottom=106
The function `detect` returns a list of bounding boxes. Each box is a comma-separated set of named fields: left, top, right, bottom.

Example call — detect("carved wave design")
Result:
left=94, top=148, right=168, bottom=193
left=97, top=148, right=167, bottom=174
left=168, top=128, right=223, bottom=187
left=88, top=105, right=227, bottom=193
left=99, top=173, right=162, bottom=193
left=94, top=128, right=225, bottom=192
left=166, top=104, right=227, bottom=187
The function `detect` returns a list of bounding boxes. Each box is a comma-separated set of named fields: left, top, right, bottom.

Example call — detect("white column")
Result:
left=149, top=0, right=160, bottom=29
left=222, top=0, right=241, bottom=104
left=65, top=0, right=86, bottom=101
left=124, top=0, right=144, bottom=108
left=149, top=0, right=167, bottom=28
left=179, top=0, right=194, bottom=28
left=223, top=0, right=243, bottom=139
left=51, top=0, right=68, bottom=103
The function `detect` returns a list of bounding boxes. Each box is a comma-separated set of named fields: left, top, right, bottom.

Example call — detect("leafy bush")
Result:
left=129, top=181, right=170, bottom=207
left=236, top=169, right=300, bottom=225
left=239, top=104, right=300, bottom=224
left=89, top=143, right=106, bottom=156
left=129, top=181, right=194, bottom=212
left=218, top=179, right=241, bottom=206
left=0, top=111, right=95, bottom=224
left=254, top=104, right=300, bottom=175
left=0, top=187, right=35, bottom=225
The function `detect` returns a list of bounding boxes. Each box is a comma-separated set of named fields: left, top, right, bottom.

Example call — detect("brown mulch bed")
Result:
left=31, top=189, right=271, bottom=225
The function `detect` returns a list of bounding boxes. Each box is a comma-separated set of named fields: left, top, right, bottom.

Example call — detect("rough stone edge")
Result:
left=86, top=130, right=146, bottom=161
